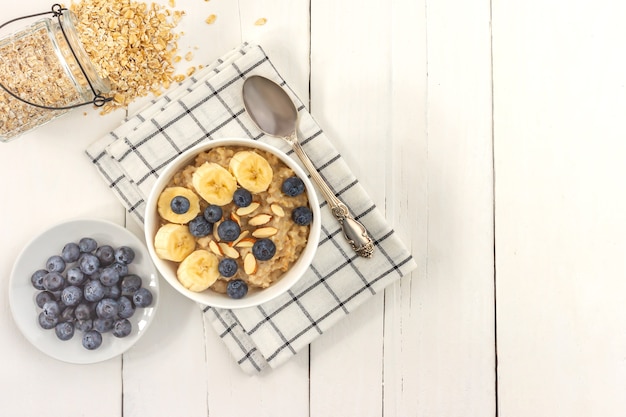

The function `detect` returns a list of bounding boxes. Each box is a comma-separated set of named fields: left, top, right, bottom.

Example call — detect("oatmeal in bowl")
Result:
left=144, top=138, right=320, bottom=309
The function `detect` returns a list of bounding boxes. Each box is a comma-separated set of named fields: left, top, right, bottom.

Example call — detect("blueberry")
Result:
left=79, top=237, right=98, bottom=253
left=103, top=284, right=121, bottom=299
left=84, top=279, right=105, bottom=302
left=75, top=319, right=93, bottom=332
left=61, top=286, right=83, bottom=307
left=56, top=297, right=67, bottom=310
left=79, top=253, right=100, bottom=275
left=132, top=288, right=153, bottom=308
left=233, top=188, right=253, bottom=207
left=61, top=242, right=81, bottom=263
left=95, top=245, right=115, bottom=266
left=96, top=298, right=119, bottom=319
left=82, top=330, right=103, bottom=350
left=117, top=296, right=135, bottom=319
left=93, top=317, right=114, bottom=333
left=110, top=262, right=129, bottom=277
left=60, top=307, right=76, bottom=323
left=46, top=255, right=66, bottom=273
left=50, top=289, right=63, bottom=300
left=203, top=204, right=222, bottom=223
left=292, top=206, right=313, bottom=226
left=188, top=215, right=212, bottom=237
left=217, top=220, right=241, bottom=242
left=88, top=269, right=101, bottom=282
left=226, top=279, right=248, bottom=299
left=35, top=291, right=55, bottom=308
left=114, top=246, right=135, bottom=265
left=99, top=267, right=120, bottom=287
left=66, top=267, right=86, bottom=286
left=252, top=238, right=276, bottom=261
left=282, top=176, right=305, bottom=197
left=43, top=272, right=65, bottom=291
left=74, top=303, right=92, bottom=321
left=112, top=318, right=132, bottom=338
left=55, top=322, right=75, bottom=341
left=218, top=258, right=238, bottom=278
left=170, top=195, right=190, bottom=214
left=31, top=269, right=48, bottom=290
left=42, top=300, right=61, bottom=318
left=38, top=312, right=58, bottom=330
left=120, top=275, right=142, bottom=296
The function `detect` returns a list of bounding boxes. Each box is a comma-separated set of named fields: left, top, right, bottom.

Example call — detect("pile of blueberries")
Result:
left=31, top=237, right=154, bottom=350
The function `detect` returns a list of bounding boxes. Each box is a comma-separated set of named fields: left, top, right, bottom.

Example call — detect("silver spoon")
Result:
left=242, top=75, right=374, bottom=258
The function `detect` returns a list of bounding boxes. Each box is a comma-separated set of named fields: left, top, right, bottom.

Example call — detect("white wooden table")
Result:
left=2, top=0, right=625, bottom=416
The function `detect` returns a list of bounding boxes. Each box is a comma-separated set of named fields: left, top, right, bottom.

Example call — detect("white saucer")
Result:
left=9, top=219, right=159, bottom=364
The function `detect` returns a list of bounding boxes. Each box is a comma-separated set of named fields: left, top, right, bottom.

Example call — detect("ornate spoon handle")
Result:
left=288, top=135, right=374, bottom=258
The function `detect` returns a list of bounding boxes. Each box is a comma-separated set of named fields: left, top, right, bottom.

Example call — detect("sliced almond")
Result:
left=248, top=213, right=272, bottom=226
left=243, top=253, right=257, bottom=275
left=230, top=230, right=249, bottom=247
left=219, top=242, right=240, bottom=259
left=197, top=236, right=211, bottom=249
left=230, top=212, right=241, bottom=226
left=252, top=226, right=278, bottom=238
left=208, top=240, right=223, bottom=256
left=213, top=220, right=222, bottom=242
left=235, top=237, right=256, bottom=248
left=270, top=203, right=285, bottom=217
left=236, top=202, right=260, bottom=216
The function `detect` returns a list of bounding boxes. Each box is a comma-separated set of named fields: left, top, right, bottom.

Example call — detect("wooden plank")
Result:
left=308, top=0, right=389, bottom=416
left=203, top=2, right=312, bottom=417
left=0, top=6, right=127, bottom=413
left=118, top=1, right=240, bottom=415
left=382, top=0, right=428, bottom=415
left=120, top=0, right=313, bottom=414
left=390, top=0, right=496, bottom=415
left=0, top=96, right=126, bottom=417
left=494, top=1, right=626, bottom=415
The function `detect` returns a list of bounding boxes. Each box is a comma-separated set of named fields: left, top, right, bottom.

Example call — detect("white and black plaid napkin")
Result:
left=86, top=43, right=417, bottom=373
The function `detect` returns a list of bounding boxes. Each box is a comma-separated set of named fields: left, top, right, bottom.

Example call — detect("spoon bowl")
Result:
left=242, top=75, right=374, bottom=258
left=242, top=76, right=297, bottom=138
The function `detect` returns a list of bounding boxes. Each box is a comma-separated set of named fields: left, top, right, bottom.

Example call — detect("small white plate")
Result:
left=9, top=219, right=159, bottom=364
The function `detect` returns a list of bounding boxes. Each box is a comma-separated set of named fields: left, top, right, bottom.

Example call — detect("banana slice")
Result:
left=157, top=186, right=201, bottom=224
left=154, top=223, right=196, bottom=262
left=192, top=162, right=237, bottom=206
left=177, top=249, right=220, bottom=292
left=229, top=151, right=273, bottom=193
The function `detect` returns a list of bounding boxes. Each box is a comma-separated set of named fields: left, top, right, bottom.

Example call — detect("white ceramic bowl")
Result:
left=144, top=138, right=320, bottom=309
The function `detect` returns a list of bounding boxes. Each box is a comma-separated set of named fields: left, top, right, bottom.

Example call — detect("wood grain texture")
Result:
left=384, top=0, right=428, bottom=415
left=413, top=0, right=496, bottom=415
left=494, top=1, right=626, bottom=416
left=308, top=1, right=391, bottom=416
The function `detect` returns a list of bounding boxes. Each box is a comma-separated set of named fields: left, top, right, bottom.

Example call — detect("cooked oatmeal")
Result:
left=157, top=145, right=311, bottom=294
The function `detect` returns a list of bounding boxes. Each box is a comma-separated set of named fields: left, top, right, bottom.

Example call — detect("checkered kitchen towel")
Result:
left=86, top=43, right=417, bottom=373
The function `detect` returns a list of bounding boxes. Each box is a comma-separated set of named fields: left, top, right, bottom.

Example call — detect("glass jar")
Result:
left=0, top=5, right=111, bottom=142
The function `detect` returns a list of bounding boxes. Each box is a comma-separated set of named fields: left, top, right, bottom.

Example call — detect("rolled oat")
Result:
left=70, top=0, right=184, bottom=114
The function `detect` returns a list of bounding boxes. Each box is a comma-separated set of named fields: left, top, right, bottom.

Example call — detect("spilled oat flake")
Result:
left=70, top=0, right=185, bottom=114
left=254, top=17, right=267, bottom=26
